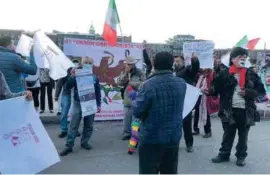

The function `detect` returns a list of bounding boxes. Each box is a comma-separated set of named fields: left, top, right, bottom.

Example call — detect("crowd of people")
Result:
left=0, top=35, right=268, bottom=174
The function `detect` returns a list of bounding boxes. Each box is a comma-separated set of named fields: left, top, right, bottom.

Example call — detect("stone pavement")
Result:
left=41, top=118, right=270, bottom=174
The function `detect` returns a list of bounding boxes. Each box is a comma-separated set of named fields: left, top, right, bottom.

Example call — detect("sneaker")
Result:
left=39, top=110, right=44, bottom=114
left=50, top=110, right=54, bottom=113
left=192, top=130, right=200, bottom=135
left=236, top=159, right=246, bottom=167
left=186, top=146, right=193, bottom=153
left=81, top=144, right=92, bottom=150
left=203, top=133, right=212, bottom=138
left=59, top=147, right=72, bottom=156
left=76, top=132, right=81, bottom=137
left=58, top=132, right=67, bottom=138
left=211, top=156, right=230, bottom=163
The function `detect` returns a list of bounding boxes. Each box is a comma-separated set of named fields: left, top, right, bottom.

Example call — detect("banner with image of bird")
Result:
left=63, top=38, right=144, bottom=121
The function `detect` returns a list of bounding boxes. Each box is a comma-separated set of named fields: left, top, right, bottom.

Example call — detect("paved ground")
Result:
left=41, top=118, right=270, bottom=174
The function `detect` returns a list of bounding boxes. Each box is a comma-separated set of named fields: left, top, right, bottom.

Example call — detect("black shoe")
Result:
left=186, top=146, right=193, bottom=153
left=59, top=147, right=72, bottom=156
left=203, top=133, right=212, bottom=138
left=121, top=134, right=131, bottom=141
left=236, top=159, right=246, bottom=167
left=58, top=132, right=67, bottom=138
left=76, top=132, right=81, bottom=137
left=192, top=130, right=200, bottom=135
left=128, top=151, right=134, bottom=155
left=39, top=110, right=44, bottom=114
left=81, top=144, right=92, bottom=150
left=57, top=112, right=61, bottom=116
left=211, top=156, right=230, bottom=163
left=50, top=110, right=54, bottom=113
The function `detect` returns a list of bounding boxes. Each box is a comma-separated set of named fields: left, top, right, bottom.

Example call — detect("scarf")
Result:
left=229, top=65, right=247, bottom=89
left=199, top=77, right=208, bottom=126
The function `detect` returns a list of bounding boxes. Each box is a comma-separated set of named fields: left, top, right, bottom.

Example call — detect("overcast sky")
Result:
left=0, top=0, right=269, bottom=49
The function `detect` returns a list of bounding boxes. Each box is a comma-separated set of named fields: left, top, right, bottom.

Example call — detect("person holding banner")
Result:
left=133, top=51, right=186, bottom=174
left=173, top=54, right=200, bottom=153
left=117, top=56, right=145, bottom=141
left=0, top=36, right=37, bottom=93
left=59, top=57, right=101, bottom=156
left=210, top=47, right=266, bottom=167
left=0, top=71, right=32, bottom=101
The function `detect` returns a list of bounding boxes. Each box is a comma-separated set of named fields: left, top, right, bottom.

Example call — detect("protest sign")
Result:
left=183, top=84, right=202, bottom=119
left=16, top=34, right=33, bottom=57
left=183, top=41, right=215, bottom=69
left=64, top=38, right=143, bottom=121
left=34, top=31, right=74, bottom=80
left=0, top=97, right=60, bottom=174
left=76, top=69, right=97, bottom=117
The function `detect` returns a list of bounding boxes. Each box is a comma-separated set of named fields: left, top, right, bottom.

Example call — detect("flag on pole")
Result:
left=235, top=35, right=248, bottom=48
left=247, top=38, right=260, bottom=50
left=103, top=0, right=120, bottom=46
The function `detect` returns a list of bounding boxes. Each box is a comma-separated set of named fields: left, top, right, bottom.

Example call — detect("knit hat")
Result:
left=229, top=47, right=248, bottom=66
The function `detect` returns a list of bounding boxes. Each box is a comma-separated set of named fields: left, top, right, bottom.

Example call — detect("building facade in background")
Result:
left=0, top=29, right=268, bottom=61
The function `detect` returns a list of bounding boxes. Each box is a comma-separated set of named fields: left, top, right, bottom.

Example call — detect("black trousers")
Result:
left=218, top=108, right=250, bottom=159
left=139, top=144, right=179, bottom=174
left=193, top=96, right=201, bottom=132
left=40, top=82, right=53, bottom=111
left=193, top=96, right=211, bottom=134
left=183, top=112, right=193, bottom=147
left=28, top=88, right=40, bottom=108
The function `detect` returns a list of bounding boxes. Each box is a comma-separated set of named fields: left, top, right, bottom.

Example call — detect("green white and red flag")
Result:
left=103, top=0, right=120, bottom=46
left=247, top=38, right=260, bottom=50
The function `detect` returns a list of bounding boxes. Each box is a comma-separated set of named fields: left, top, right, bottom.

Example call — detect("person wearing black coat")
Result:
left=209, top=47, right=266, bottom=167
left=173, top=55, right=200, bottom=153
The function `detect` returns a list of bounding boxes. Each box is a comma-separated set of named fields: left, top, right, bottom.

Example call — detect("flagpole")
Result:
left=118, top=23, right=124, bottom=43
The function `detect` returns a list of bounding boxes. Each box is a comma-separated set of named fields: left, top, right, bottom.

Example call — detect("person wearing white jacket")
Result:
left=25, top=69, right=40, bottom=111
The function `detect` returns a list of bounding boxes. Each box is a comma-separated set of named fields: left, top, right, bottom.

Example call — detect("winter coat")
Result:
left=210, top=68, right=266, bottom=126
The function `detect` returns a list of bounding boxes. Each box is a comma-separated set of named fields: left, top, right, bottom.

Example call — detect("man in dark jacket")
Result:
left=210, top=47, right=266, bottom=167
left=174, top=54, right=200, bottom=152
left=133, top=52, right=186, bottom=174
left=59, top=58, right=101, bottom=156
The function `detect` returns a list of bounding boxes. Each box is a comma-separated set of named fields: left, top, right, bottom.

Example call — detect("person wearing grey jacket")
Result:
left=117, top=56, right=145, bottom=140
left=0, top=36, right=37, bottom=93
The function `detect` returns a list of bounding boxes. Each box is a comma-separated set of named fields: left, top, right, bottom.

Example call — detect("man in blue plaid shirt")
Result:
left=132, top=51, right=187, bottom=174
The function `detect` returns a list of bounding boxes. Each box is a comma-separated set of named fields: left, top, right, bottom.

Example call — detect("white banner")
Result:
left=183, top=84, right=202, bottom=118
left=16, top=34, right=33, bottom=57
left=64, top=38, right=144, bottom=121
left=76, top=69, right=97, bottom=117
left=183, top=41, right=215, bottom=69
left=0, top=97, right=60, bottom=174
left=34, top=31, right=74, bottom=80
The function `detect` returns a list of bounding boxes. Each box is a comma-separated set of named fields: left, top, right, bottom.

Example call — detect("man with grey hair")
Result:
left=117, top=56, right=145, bottom=140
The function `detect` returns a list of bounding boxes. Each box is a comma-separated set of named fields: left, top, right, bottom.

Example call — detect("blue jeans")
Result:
left=60, top=94, right=71, bottom=133
left=66, top=100, right=95, bottom=148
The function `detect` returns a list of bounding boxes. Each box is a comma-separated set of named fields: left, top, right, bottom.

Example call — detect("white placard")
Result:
left=0, top=97, right=60, bottom=174
left=183, top=84, right=202, bottom=118
left=16, top=34, right=33, bottom=57
left=34, top=31, right=74, bottom=80
left=76, top=69, right=97, bottom=117
left=183, top=41, right=215, bottom=69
